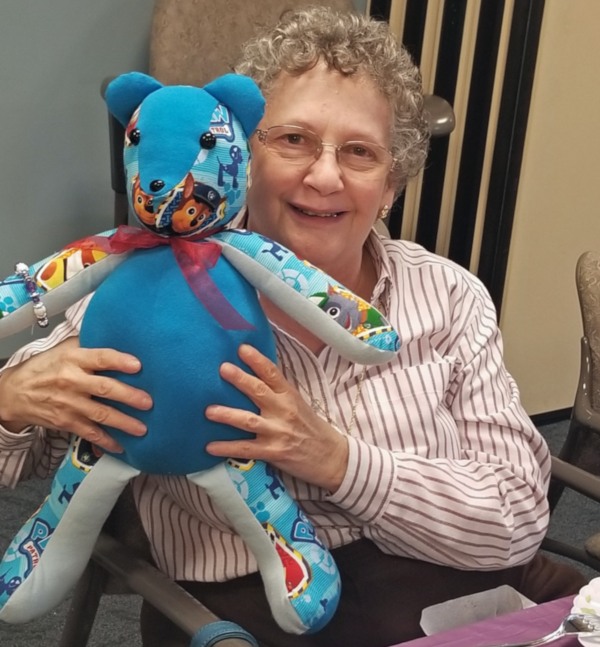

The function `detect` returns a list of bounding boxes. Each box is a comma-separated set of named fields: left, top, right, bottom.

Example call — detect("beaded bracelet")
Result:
left=14, top=262, right=49, bottom=328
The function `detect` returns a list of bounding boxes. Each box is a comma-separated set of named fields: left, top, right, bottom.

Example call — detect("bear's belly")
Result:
left=80, top=245, right=276, bottom=475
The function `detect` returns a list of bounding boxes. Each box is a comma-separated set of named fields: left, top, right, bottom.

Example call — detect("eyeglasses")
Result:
left=255, top=125, right=397, bottom=180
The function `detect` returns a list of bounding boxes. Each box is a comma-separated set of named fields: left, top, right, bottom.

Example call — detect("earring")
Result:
left=378, top=205, right=390, bottom=220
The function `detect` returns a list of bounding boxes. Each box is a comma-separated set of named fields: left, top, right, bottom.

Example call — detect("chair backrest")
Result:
left=576, top=251, right=600, bottom=410
left=148, top=0, right=454, bottom=136
left=149, top=0, right=354, bottom=86
left=552, top=251, right=600, bottom=483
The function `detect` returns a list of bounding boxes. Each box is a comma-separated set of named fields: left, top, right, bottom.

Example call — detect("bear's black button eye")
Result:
left=129, top=128, right=141, bottom=145
left=200, top=132, right=216, bottom=149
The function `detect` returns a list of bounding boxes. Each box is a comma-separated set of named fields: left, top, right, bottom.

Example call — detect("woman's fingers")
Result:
left=52, top=349, right=153, bottom=446
left=75, top=386, right=149, bottom=434
left=205, top=403, right=269, bottom=438
left=236, top=344, right=289, bottom=393
left=206, top=345, right=293, bottom=455
left=216, top=344, right=288, bottom=408
left=0, top=337, right=152, bottom=448
left=74, top=344, right=143, bottom=375
left=207, top=344, right=305, bottom=458
left=65, top=414, right=126, bottom=454
left=76, top=371, right=152, bottom=413
left=205, top=344, right=350, bottom=491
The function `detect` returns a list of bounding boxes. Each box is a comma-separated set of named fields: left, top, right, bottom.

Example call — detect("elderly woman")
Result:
left=0, top=6, right=584, bottom=647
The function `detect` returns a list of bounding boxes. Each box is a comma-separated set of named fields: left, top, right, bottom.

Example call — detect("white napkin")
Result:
left=419, top=585, right=536, bottom=635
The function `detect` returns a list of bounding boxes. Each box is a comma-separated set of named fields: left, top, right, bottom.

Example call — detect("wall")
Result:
left=0, top=0, right=153, bottom=356
left=500, top=0, right=600, bottom=415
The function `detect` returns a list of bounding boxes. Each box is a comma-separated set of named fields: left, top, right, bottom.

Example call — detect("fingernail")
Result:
left=219, top=363, right=234, bottom=375
left=134, top=423, right=147, bottom=436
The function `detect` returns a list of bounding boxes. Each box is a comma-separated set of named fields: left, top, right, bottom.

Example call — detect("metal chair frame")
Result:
left=542, top=250, right=600, bottom=571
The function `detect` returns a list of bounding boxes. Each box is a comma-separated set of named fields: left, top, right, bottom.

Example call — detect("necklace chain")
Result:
left=278, top=353, right=368, bottom=435
left=277, top=260, right=389, bottom=436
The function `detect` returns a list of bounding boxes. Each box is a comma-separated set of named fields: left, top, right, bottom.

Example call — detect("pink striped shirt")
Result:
left=0, top=231, right=551, bottom=582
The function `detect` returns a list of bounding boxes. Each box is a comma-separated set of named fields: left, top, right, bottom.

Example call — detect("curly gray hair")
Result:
left=235, top=5, right=430, bottom=192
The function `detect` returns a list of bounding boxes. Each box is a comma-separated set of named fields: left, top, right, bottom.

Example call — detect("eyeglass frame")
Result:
left=254, top=124, right=398, bottom=178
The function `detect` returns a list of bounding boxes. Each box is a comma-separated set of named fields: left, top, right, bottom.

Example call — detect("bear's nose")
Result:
left=150, top=179, right=165, bottom=192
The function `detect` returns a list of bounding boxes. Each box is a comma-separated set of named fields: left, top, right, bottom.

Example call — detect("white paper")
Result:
left=420, top=585, right=536, bottom=635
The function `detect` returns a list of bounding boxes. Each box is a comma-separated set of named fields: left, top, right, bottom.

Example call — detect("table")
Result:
left=394, top=595, right=577, bottom=646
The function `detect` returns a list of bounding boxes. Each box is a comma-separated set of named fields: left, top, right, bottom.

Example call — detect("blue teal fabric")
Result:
left=80, top=245, right=275, bottom=475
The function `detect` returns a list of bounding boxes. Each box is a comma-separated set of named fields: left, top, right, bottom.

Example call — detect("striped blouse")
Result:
left=0, top=231, right=551, bottom=583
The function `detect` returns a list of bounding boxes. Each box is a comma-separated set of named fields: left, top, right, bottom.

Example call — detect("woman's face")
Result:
left=245, top=61, right=396, bottom=277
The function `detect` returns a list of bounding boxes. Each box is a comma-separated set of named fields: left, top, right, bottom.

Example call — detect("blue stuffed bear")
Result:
left=0, top=72, right=400, bottom=635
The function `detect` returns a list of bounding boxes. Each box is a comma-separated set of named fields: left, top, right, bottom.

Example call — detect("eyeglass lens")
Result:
left=260, top=125, right=392, bottom=176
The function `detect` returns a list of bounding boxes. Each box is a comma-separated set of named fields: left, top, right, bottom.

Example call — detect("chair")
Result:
left=542, top=251, right=600, bottom=570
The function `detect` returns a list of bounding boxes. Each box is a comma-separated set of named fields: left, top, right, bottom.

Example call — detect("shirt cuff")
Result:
left=0, top=423, right=37, bottom=448
left=0, top=424, right=37, bottom=488
left=325, top=435, right=396, bottom=524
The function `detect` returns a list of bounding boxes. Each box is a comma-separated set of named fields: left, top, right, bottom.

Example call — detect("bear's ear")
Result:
left=104, top=72, right=164, bottom=126
left=204, top=74, right=265, bottom=139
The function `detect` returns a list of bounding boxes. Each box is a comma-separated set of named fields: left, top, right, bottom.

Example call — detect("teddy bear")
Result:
left=0, top=72, right=399, bottom=635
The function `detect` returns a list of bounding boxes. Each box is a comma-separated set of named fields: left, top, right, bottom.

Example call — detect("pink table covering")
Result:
left=393, top=595, right=576, bottom=647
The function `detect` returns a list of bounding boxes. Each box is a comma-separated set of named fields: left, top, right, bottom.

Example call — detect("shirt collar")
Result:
left=366, top=227, right=393, bottom=313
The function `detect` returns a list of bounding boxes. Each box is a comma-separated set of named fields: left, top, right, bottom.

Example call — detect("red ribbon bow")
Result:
left=67, top=225, right=253, bottom=330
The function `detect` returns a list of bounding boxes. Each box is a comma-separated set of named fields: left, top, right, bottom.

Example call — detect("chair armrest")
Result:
left=550, top=455, right=600, bottom=503
left=92, top=532, right=255, bottom=646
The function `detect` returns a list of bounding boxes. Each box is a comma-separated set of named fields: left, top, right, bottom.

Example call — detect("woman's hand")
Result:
left=205, top=344, right=349, bottom=492
left=0, top=337, right=152, bottom=453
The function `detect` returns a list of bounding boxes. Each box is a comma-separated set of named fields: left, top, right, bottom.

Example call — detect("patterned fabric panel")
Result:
left=0, top=230, right=116, bottom=320
left=214, top=229, right=400, bottom=354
